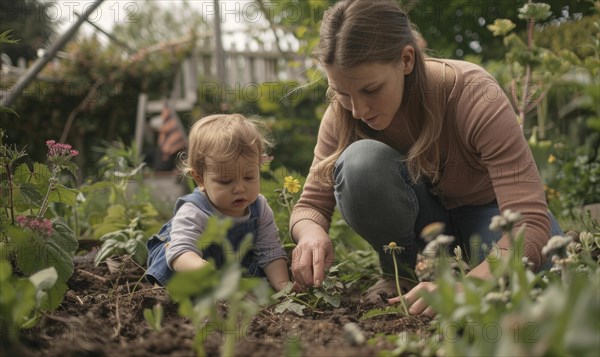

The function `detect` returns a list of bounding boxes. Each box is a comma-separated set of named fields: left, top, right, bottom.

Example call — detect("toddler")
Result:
left=146, top=114, right=290, bottom=291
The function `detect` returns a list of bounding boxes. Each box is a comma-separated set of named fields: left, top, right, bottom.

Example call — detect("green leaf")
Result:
left=274, top=299, right=306, bottom=316
left=30, top=163, right=53, bottom=186
left=28, top=266, right=58, bottom=291
left=40, top=281, right=68, bottom=310
left=48, top=184, right=78, bottom=206
left=4, top=225, right=28, bottom=243
left=359, top=306, right=404, bottom=321
left=271, top=282, right=294, bottom=299
left=94, top=240, right=119, bottom=266
left=143, top=304, right=163, bottom=331
left=558, top=49, right=580, bottom=66
left=61, top=161, right=78, bottom=179
left=518, top=3, right=552, bottom=22
left=0, top=241, right=16, bottom=263
left=0, top=30, right=19, bottom=44
left=80, top=181, right=114, bottom=193
left=328, top=260, right=347, bottom=274
left=28, top=267, right=64, bottom=310
left=323, top=294, right=340, bottom=308
left=52, top=220, right=78, bottom=255
left=295, top=25, right=307, bottom=39
left=9, top=279, right=37, bottom=325
left=92, top=205, right=128, bottom=239
left=0, top=106, right=19, bottom=117
left=167, top=264, right=219, bottom=301
left=12, top=163, right=33, bottom=183
left=12, top=221, right=76, bottom=285
left=143, top=308, right=156, bottom=325
left=131, top=239, right=148, bottom=266
left=196, top=217, right=233, bottom=252
left=214, top=264, right=242, bottom=300
left=487, top=19, right=516, bottom=37
left=0, top=258, right=12, bottom=280
left=16, top=182, right=44, bottom=208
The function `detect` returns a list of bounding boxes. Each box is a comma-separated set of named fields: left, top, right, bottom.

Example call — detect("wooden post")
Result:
left=135, top=93, right=148, bottom=159
left=213, top=0, right=226, bottom=94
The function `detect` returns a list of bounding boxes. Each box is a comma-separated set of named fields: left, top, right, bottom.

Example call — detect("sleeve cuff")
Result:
left=289, top=208, right=331, bottom=240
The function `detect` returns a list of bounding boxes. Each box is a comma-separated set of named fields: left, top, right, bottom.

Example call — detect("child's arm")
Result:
left=166, top=202, right=210, bottom=272
left=263, top=258, right=290, bottom=291
left=172, top=251, right=209, bottom=271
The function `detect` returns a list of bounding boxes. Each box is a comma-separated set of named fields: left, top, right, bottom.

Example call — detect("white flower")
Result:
left=550, top=265, right=562, bottom=274
left=551, top=254, right=572, bottom=267
left=484, top=291, right=511, bottom=303
left=489, top=215, right=508, bottom=231
left=566, top=242, right=581, bottom=257
left=503, top=209, right=522, bottom=223
left=453, top=246, right=463, bottom=261
left=542, top=235, right=573, bottom=256
left=521, top=257, right=534, bottom=268
left=423, top=241, right=439, bottom=259
left=435, top=234, right=455, bottom=246
left=579, top=231, right=594, bottom=248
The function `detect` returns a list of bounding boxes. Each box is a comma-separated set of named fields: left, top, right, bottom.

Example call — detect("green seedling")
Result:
left=143, top=303, right=163, bottom=332
left=383, top=242, right=410, bottom=316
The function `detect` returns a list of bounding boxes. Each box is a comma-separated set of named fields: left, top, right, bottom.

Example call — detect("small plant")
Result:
left=94, top=217, right=149, bottom=267
left=1, top=132, right=79, bottom=314
left=167, top=217, right=272, bottom=357
left=487, top=2, right=576, bottom=131
left=0, top=258, right=58, bottom=344
left=274, top=175, right=301, bottom=247
left=393, top=210, right=600, bottom=356
left=143, top=303, right=163, bottom=332
left=77, top=140, right=162, bottom=242
left=382, top=242, right=410, bottom=316
left=272, top=262, right=345, bottom=316
left=278, top=175, right=301, bottom=214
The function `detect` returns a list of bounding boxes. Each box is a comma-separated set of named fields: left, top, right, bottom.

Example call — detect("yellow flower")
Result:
left=548, top=154, right=556, bottom=163
left=283, top=176, right=301, bottom=193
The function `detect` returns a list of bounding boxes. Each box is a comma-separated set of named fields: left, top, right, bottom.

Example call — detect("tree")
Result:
left=110, top=0, right=208, bottom=49
left=0, top=0, right=57, bottom=64
left=407, top=0, right=597, bottom=60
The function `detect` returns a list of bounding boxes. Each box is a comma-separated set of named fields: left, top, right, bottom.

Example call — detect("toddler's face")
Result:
left=198, top=154, right=260, bottom=217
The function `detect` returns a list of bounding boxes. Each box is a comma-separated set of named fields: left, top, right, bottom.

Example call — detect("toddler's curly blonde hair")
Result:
left=180, top=114, right=274, bottom=178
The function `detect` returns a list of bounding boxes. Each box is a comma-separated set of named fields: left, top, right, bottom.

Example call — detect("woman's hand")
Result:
left=388, top=282, right=438, bottom=317
left=290, top=221, right=335, bottom=290
left=386, top=252, right=499, bottom=317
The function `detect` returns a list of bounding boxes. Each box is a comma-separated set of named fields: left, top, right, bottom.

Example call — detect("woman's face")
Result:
left=325, top=49, right=414, bottom=131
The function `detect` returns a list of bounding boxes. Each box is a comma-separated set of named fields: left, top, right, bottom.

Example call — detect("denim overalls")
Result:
left=145, top=188, right=264, bottom=286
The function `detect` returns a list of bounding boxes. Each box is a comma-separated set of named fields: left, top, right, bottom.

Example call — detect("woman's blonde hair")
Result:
left=315, top=0, right=442, bottom=183
left=180, top=114, right=274, bottom=178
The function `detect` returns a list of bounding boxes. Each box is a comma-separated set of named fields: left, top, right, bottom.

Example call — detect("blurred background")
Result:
left=1, top=0, right=599, bottom=226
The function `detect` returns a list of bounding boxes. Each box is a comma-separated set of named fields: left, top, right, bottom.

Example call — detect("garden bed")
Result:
left=11, top=252, right=431, bottom=357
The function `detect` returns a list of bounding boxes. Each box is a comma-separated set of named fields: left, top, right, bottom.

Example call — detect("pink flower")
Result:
left=15, top=215, right=54, bottom=238
left=16, top=215, right=27, bottom=226
left=46, top=140, right=78, bottom=159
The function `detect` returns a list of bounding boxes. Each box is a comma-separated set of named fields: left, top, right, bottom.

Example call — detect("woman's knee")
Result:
left=334, top=140, right=408, bottom=196
left=336, top=140, right=399, bottom=173
left=333, top=140, right=419, bottom=237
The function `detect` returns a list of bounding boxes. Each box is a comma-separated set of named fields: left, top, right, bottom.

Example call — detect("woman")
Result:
left=289, top=0, right=562, bottom=316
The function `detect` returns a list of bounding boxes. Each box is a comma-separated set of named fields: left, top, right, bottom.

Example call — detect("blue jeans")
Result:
left=334, top=140, right=562, bottom=278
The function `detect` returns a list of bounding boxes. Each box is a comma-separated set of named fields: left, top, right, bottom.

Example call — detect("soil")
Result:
left=7, top=251, right=432, bottom=357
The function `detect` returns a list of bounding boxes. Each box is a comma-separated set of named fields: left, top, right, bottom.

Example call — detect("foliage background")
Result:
left=1, top=0, right=599, bottom=224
